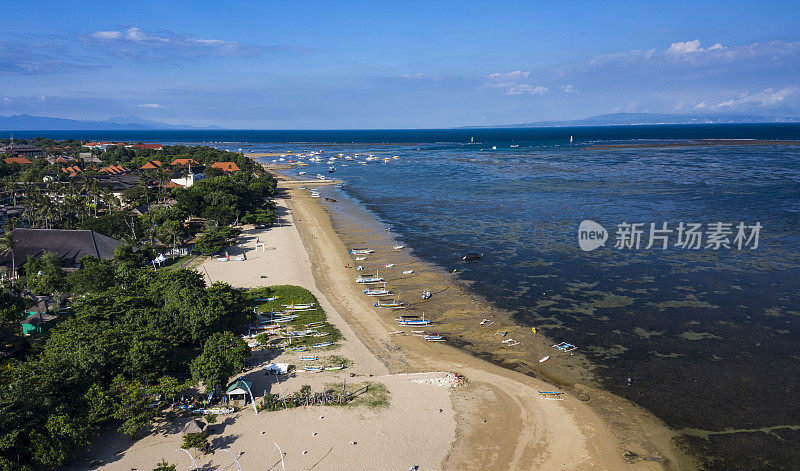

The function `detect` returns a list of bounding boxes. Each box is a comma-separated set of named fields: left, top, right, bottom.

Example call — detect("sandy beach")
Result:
left=70, top=180, right=695, bottom=470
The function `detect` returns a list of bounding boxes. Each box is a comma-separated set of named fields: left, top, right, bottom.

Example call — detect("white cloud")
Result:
left=711, top=87, right=799, bottom=110
left=506, top=84, right=548, bottom=96
left=400, top=72, right=440, bottom=80
left=82, top=27, right=270, bottom=59
left=563, top=84, right=577, bottom=93
left=484, top=71, right=546, bottom=96
left=138, top=103, right=165, bottom=109
left=667, top=39, right=725, bottom=55
left=693, top=102, right=707, bottom=110
left=91, top=30, right=122, bottom=40
left=487, top=70, right=530, bottom=84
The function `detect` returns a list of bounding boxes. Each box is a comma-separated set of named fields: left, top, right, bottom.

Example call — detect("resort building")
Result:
left=0, top=228, right=122, bottom=273
left=210, top=162, right=241, bottom=173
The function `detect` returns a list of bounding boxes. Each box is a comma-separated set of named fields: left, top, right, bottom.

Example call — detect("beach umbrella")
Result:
left=181, top=418, right=204, bottom=435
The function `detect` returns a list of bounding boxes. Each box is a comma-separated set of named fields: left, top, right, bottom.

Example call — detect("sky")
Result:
left=1, top=0, right=799, bottom=128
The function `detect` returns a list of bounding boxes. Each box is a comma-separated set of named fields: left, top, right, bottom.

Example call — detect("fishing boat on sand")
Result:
left=393, top=245, right=405, bottom=250
left=402, top=270, right=414, bottom=274
left=364, top=284, right=391, bottom=296
left=350, top=249, right=374, bottom=255
left=374, top=299, right=405, bottom=309
left=312, top=341, right=333, bottom=348
left=397, top=314, right=431, bottom=326
left=424, top=335, right=444, bottom=342
left=299, top=355, right=318, bottom=361
left=355, top=271, right=384, bottom=284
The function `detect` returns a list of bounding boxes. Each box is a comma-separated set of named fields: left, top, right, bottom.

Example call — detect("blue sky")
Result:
left=1, top=0, right=799, bottom=128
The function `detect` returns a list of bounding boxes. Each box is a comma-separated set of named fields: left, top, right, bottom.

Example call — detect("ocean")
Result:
left=12, top=124, right=800, bottom=468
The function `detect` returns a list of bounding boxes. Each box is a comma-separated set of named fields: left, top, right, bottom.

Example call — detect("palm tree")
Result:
left=0, top=228, right=17, bottom=280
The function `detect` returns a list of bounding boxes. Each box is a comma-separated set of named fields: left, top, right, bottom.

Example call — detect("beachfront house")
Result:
left=225, top=379, right=253, bottom=407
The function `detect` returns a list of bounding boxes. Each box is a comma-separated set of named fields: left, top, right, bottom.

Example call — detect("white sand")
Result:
left=71, top=199, right=456, bottom=471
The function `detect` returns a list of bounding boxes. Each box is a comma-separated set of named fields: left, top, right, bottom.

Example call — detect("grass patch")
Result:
left=332, top=381, right=390, bottom=410
left=247, top=285, right=342, bottom=348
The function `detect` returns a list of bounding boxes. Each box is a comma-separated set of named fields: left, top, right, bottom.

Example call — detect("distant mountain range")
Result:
left=466, top=113, right=800, bottom=128
left=0, top=114, right=223, bottom=130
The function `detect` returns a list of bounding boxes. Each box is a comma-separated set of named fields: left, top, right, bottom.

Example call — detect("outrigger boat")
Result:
left=374, top=299, right=405, bottom=309
left=325, top=365, right=345, bottom=371
left=284, top=302, right=315, bottom=311
left=424, top=335, right=444, bottom=342
left=312, top=341, right=333, bottom=348
left=355, top=271, right=384, bottom=284
left=396, top=314, right=431, bottom=326
left=299, top=355, right=318, bottom=361
left=355, top=256, right=366, bottom=261
left=350, top=249, right=374, bottom=255
left=364, top=284, right=391, bottom=296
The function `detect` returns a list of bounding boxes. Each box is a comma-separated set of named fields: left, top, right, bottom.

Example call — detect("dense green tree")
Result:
left=23, top=252, right=66, bottom=295
left=190, top=331, right=249, bottom=392
left=67, top=256, right=116, bottom=293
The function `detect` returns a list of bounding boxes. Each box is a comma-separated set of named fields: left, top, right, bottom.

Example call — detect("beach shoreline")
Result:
left=271, top=169, right=697, bottom=470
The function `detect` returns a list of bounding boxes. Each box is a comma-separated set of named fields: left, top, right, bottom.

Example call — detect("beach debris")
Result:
left=319, top=416, right=324, bottom=419
left=539, top=391, right=564, bottom=400
left=302, top=451, right=308, bottom=455
left=350, top=441, right=357, bottom=445
left=356, top=265, right=363, bottom=271
left=421, top=290, right=431, bottom=299
left=532, top=327, right=537, bottom=334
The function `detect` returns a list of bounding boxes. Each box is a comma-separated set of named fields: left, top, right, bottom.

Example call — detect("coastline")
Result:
left=270, top=168, right=697, bottom=469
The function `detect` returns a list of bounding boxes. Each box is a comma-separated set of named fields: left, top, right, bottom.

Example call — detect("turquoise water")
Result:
left=18, top=124, right=800, bottom=468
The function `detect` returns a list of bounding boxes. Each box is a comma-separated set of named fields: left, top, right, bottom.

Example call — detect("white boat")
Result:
left=298, top=171, right=306, bottom=175
left=424, top=335, right=444, bottom=342
left=539, top=356, right=550, bottom=363
left=384, top=263, right=395, bottom=268
left=355, top=271, right=384, bottom=284
left=350, top=249, right=374, bottom=255
left=355, top=256, right=366, bottom=261
left=299, top=356, right=319, bottom=362
left=396, top=314, right=430, bottom=326
left=284, top=303, right=315, bottom=310
left=402, top=270, right=414, bottom=274
left=374, top=300, right=405, bottom=309
left=393, top=245, right=404, bottom=250
left=364, top=285, right=391, bottom=296
left=312, top=342, right=333, bottom=348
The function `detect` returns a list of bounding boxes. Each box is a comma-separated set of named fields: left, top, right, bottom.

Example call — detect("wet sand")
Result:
left=277, top=171, right=697, bottom=470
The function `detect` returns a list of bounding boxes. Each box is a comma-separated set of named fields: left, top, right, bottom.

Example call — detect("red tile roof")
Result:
left=140, top=160, right=162, bottom=170
left=170, top=158, right=199, bottom=167
left=4, top=157, right=33, bottom=165
left=210, top=162, right=241, bottom=172
left=133, top=143, right=164, bottom=150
